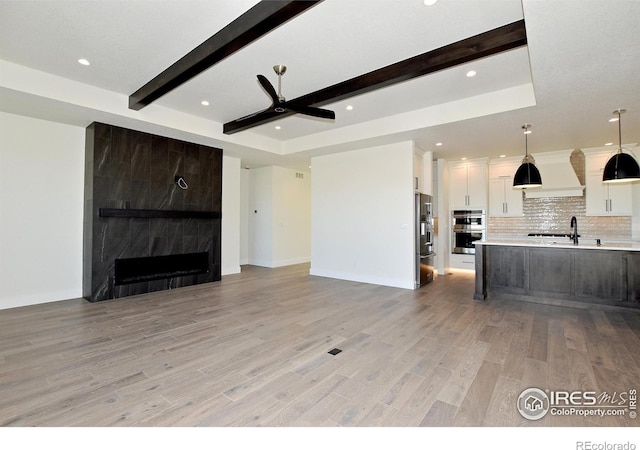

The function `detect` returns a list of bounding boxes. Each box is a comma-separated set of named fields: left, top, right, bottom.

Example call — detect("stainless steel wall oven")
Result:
left=451, top=209, right=485, bottom=254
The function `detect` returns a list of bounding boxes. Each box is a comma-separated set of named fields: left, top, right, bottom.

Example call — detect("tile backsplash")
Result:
left=488, top=196, right=632, bottom=240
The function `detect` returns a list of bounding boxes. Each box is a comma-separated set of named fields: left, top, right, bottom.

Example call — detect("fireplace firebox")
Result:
left=114, top=252, right=209, bottom=285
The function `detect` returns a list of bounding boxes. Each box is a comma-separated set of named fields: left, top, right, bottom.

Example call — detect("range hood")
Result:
left=524, top=149, right=585, bottom=198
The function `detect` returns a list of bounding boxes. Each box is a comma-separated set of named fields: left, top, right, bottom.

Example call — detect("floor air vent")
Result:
left=328, top=348, right=342, bottom=355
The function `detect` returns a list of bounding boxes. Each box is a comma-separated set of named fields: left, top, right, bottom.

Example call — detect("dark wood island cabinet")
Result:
left=475, top=240, right=640, bottom=308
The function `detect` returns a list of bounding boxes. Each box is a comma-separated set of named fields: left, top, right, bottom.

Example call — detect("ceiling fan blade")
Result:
left=235, top=106, right=276, bottom=122
left=257, top=74, right=279, bottom=104
left=287, top=103, right=335, bottom=120
left=223, top=108, right=284, bottom=134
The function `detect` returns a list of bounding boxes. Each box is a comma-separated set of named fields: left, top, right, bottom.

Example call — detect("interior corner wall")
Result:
left=222, top=155, right=241, bottom=275
left=247, top=166, right=311, bottom=268
left=310, top=142, right=415, bottom=289
left=272, top=166, right=311, bottom=266
left=0, top=112, right=85, bottom=309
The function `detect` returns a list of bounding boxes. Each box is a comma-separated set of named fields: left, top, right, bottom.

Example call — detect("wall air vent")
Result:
left=296, top=172, right=304, bottom=179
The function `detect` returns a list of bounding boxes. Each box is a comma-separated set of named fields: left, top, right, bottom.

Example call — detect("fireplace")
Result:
left=83, top=122, right=223, bottom=302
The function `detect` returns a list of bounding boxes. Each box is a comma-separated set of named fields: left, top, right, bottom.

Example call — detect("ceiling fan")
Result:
left=256, top=65, right=335, bottom=120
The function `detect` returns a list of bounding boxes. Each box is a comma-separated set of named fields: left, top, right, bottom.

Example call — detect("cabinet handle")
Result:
left=609, top=198, right=613, bottom=212
left=505, top=202, right=508, bottom=214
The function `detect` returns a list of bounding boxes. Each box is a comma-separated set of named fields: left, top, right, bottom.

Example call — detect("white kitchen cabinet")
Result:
left=488, top=158, right=523, bottom=217
left=489, top=177, right=523, bottom=217
left=449, top=253, right=476, bottom=270
left=414, top=151, right=423, bottom=192
left=448, top=159, right=487, bottom=210
left=583, top=147, right=634, bottom=216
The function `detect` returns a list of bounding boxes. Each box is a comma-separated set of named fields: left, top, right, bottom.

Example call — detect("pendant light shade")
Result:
left=513, top=124, right=542, bottom=189
left=603, top=109, right=640, bottom=183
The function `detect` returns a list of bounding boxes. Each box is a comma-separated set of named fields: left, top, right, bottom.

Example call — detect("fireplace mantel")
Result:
left=99, top=208, right=221, bottom=219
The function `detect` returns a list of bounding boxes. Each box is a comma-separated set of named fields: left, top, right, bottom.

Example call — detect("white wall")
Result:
left=435, top=159, right=450, bottom=275
left=272, top=166, right=311, bottom=266
left=310, top=141, right=415, bottom=289
left=247, top=166, right=311, bottom=267
left=0, top=112, right=85, bottom=309
left=422, top=151, right=434, bottom=196
left=0, top=112, right=243, bottom=309
left=240, top=168, right=251, bottom=265
left=633, top=183, right=640, bottom=240
left=248, top=167, right=274, bottom=266
left=222, top=155, right=241, bottom=275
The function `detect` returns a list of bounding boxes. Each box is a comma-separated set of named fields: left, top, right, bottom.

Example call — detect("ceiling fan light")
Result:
left=602, top=152, right=640, bottom=183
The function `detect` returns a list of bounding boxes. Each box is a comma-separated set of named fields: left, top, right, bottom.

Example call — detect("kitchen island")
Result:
left=474, top=239, right=640, bottom=308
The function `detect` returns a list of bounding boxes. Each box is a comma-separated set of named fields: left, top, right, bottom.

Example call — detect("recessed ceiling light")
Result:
left=201, top=100, right=209, bottom=106
left=466, top=70, right=477, bottom=77
left=435, top=142, right=443, bottom=146
left=275, top=126, right=281, bottom=130
left=423, top=0, right=438, bottom=5
left=346, top=105, right=354, bottom=111
left=461, top=157, right=467, bottom=160
left=605, top=142, right=614, bottom=146
left=524, top=129, right=532, bottom=134
left=609, top=117, right=619, bottom=122
left=499, top=154, right=506, bottom=158
left=78, top=58, right=90, bottom=66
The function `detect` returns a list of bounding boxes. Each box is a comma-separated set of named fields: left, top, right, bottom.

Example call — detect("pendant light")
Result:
left=603, top=109, right=640, bottom=183
left=513, top=124, right=542, bottom=189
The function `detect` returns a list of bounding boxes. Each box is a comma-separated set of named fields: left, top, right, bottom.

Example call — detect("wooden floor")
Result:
left=1, top=264, right=639, bottom=427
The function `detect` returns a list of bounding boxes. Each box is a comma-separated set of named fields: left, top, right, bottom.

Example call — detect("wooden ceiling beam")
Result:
left=129, top=0, right=323, bottom=111
left=223, top=19, right=527, bottom=134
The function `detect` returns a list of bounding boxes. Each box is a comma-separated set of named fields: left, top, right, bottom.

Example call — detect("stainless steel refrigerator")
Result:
left=416, top=193, right=435, bottom=287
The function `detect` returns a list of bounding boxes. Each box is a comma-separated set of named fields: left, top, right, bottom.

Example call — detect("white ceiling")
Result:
left=1, top=0, right=639, bottom=170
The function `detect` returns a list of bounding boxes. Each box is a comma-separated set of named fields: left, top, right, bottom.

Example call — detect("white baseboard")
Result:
left=222, top=265, right=242, bottom=276
left=309, top=268, right=414, bottom=290
left=249, top=256, right=310, bottom=268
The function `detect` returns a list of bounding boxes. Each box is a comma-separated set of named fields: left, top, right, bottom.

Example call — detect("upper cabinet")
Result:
left=448, top=158, right=487, bottom=210
left=414, top=150, right=424, bottom=192
left=583, top=146, right=634, bottom=216
left=488, top=157, right=523, bottom=217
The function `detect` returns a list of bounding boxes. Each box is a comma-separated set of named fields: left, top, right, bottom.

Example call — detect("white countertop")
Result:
left=475, top=238, right=640, bottom=252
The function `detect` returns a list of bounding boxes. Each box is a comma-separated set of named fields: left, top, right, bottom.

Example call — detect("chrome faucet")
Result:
left=570, top=216, right=578, bottom=244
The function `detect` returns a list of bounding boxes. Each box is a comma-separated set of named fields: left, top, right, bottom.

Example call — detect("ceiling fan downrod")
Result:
left=273, top=65, right=286, bottom=108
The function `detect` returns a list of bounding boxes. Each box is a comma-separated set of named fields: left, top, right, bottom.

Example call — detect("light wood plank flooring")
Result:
left=1, top=264, right=639, bottom=426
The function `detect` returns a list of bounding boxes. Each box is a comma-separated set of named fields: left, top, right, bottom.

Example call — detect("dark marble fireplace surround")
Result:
left=83, top=122, right=223, bottom=302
